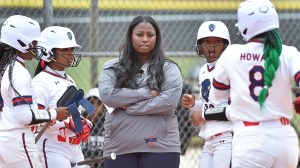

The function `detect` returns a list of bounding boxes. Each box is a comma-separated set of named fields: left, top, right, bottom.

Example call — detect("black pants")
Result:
left=104, top=152, right=180, bottom=168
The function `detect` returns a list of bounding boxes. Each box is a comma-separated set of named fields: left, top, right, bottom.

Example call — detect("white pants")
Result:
left=0, top=130, right=44, bottom=168
left=37, top=137, right=87, bottom=168
left=198, top=132, right=233, bottom=168
left=232, top=121, right=298, bottom=168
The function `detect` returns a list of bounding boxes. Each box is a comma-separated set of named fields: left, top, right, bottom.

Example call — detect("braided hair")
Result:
left=0, top=43, right=26, bottom=98
left=258, top=29, right=282, bottom=108
left=0, top=43, right=17, bottom=89
left=0, top=44, right=15, bottom=80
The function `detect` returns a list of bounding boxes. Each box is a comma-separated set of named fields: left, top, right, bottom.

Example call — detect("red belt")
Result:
left=57, top=135, right=81, bottom=145
left=243, top=117, right=290, bottom=126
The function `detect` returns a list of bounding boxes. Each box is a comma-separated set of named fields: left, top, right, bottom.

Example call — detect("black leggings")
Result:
left=104, top=152, right=180, bottom=168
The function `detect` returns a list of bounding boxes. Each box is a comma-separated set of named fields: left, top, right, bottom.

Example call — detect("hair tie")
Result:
left=41, top=60, right=46, bottom=69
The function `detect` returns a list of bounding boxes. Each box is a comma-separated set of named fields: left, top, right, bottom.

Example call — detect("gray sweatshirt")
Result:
left=98, top=58, right=183, bottom=156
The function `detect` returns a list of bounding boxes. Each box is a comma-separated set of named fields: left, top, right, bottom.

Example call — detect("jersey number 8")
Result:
left=249, top=66, right=265, bottom=101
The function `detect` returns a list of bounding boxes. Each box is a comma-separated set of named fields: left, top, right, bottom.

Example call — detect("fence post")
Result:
left=90, top=0, right=99, bottom=87
left=43, top=0, right=53, bottom=28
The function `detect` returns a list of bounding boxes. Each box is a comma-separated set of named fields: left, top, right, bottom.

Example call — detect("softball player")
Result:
left=211, top=0, right=299, bottom=167
left=0, top=15, right=70, bottom=168
left=31, top=26, right=92, bottom=168
left=182, top=21, right=233, bottom=168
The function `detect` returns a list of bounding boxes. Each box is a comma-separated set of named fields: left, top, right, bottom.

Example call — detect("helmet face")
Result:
left=195, top=21, right=231, bottom=56
left=236, top=0, right=279, bottom=41
left=0, top=15, right=45, bottom=53
left=37, top=26, right=81, bottom=66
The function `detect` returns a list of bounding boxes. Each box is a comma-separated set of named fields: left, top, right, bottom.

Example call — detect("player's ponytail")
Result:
left=0, top=44, right=16, bottom=83
left=258, top=29, right=282, bottom=109
left=34, top=59, right=48, bottom=76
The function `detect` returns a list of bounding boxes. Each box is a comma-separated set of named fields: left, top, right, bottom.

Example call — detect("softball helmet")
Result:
left=37, top=26, right=81, bottom=67
left=0, top=15, right=46, bottom=53
left=195, top=21, right=231, bottom=55
left=236, top=0, right=279, bottom=42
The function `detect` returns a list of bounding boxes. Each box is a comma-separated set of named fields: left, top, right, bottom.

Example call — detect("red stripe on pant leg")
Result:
left=22, top=133, right=33, bottom=168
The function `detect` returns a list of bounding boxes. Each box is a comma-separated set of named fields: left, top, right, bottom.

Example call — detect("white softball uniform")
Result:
left=212, top=40, right=299, bottom=168
left=191, top=61, right=233, bottom=168
left=0, top=57, right=55, bottom=168
left=31, top=66, right=86, bottom=168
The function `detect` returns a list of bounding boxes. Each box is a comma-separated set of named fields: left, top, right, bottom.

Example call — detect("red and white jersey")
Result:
left=0, top=57, right=56, bottom=131
left=31, top=66, right=77, bottom=140
left=212, top=40, right=300, bottom=122
left=197, top=61, right=233, bottom=139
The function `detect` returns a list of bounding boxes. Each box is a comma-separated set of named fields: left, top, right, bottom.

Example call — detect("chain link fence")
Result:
left=2, top=0, right=300, bottom=167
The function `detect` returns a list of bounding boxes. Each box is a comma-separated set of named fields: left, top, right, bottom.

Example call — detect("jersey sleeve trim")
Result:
left=37, top=103, right=45, bottom=109
left=12, top=96, right=33, bottom=106
left=212, top=78, right=230, bottom=90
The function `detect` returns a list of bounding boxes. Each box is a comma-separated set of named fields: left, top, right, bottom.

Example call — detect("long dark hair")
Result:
left=0, top=44, right=15, bottom=82
left=114, top=15, right=176, bottom=90
left=0, top=43, right=22, bottom=96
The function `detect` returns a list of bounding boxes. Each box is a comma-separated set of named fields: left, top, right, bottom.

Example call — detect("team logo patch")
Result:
left=259, top=5, right=269, bottom=13
left=201, top=79, right=211, bottom=102
left=67, top=32, right=72, bottom=40
left=144, top=136, right=157, bottom=147
left=209, top=24, right=215, bottom=32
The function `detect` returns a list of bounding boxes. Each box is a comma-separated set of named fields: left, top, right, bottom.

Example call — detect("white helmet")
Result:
left=196, top=21, right=231, bottom=55
left=236, top=0, right=279, bottom=42
left=0, top=15, right=46, bottom=53
left=37, top=26, right=81, bottom=66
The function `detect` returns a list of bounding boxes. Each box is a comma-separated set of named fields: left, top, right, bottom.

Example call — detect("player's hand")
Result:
left=182, top=94, right=195, bottom=108
left=151, top=90, right=160, bottom=97
left=49, top=119, right=56, bottom=126
left=293, top=97, right=300, bottom=114
left=55, top=107, right=70, bottom=121
left=191, top=111, right=205, bottom=127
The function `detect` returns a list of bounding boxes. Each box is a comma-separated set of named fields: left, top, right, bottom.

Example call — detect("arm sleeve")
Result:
left=12, top=69, right=55, bottom=125
left=126, top=62, right=183, bottom=115
left=211, top=53, right=230, bottom=101
left=98, top=66, right=153, bottom=108
left=31, top=77, right=57, bottom=120
left=31, top=79, right=49, bottom=109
